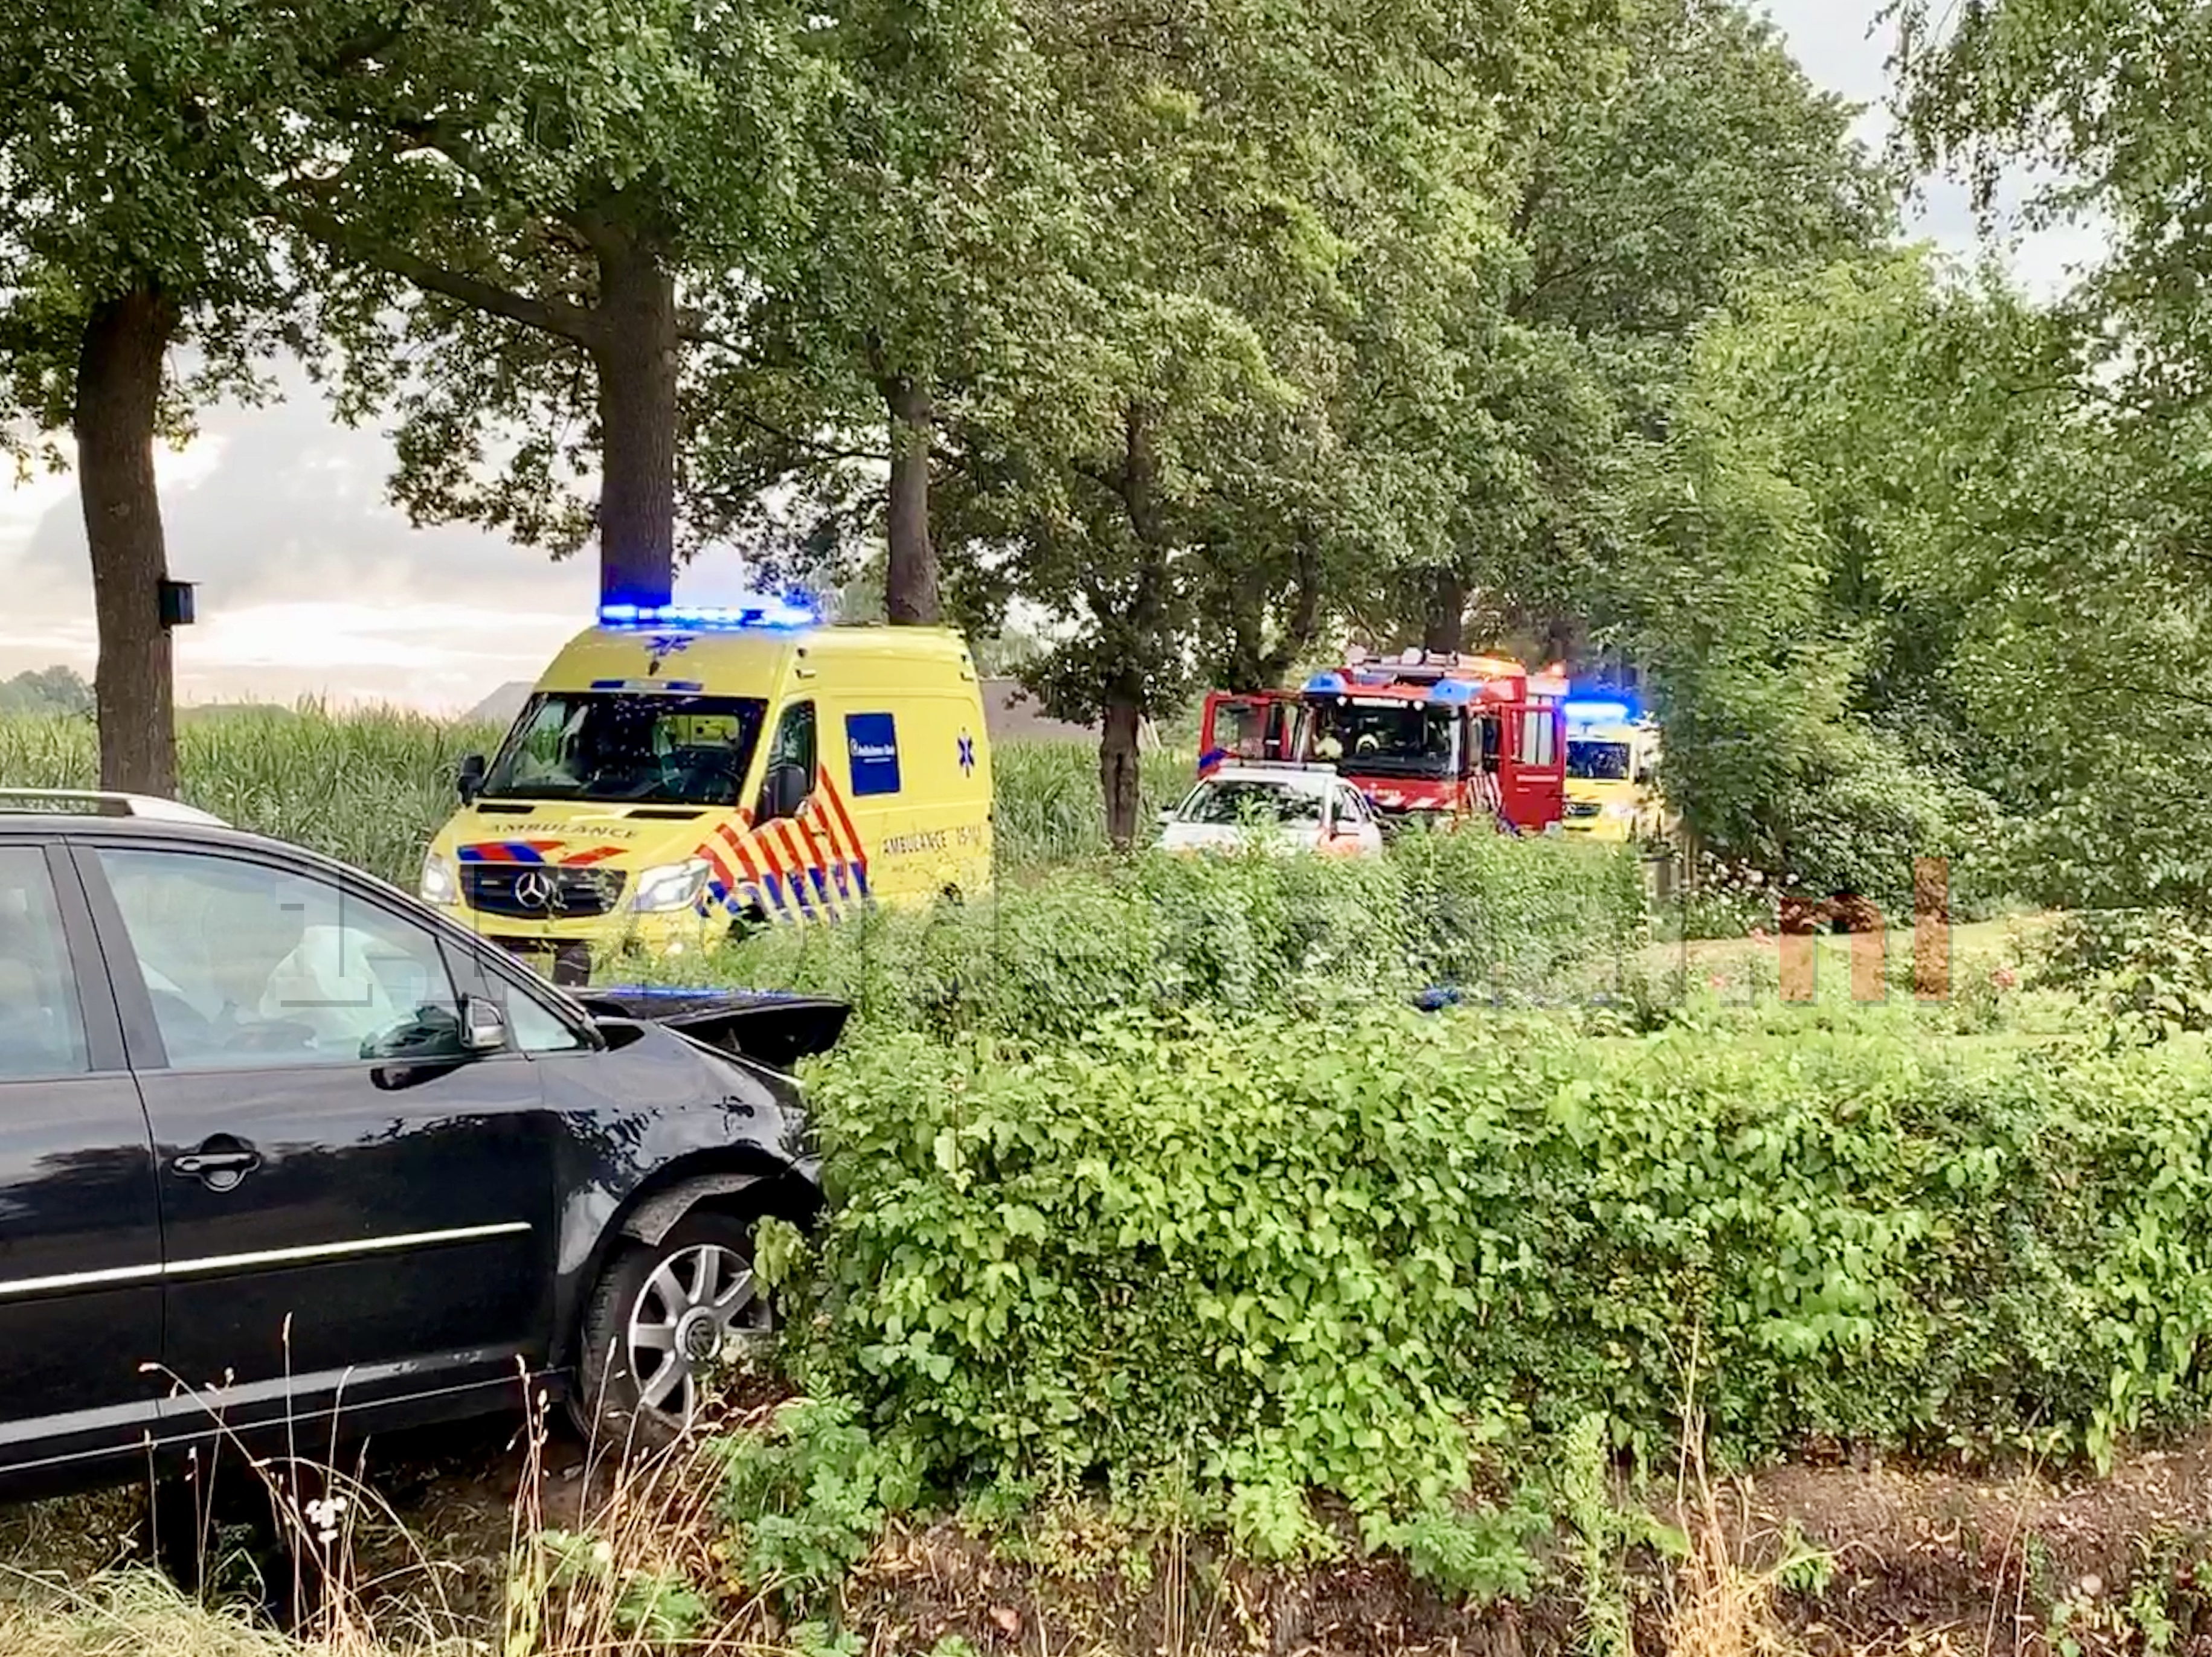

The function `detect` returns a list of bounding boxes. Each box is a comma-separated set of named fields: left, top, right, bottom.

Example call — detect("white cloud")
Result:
left=1758, top=0, right=2106, bottom=299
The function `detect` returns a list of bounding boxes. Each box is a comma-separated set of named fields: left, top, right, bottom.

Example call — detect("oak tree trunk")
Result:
left=76, top=281, right=181, bottom=798
left=591, top=241, right=680, bottom=609
left=1100, top=678, right=1145, bottom=851
left=883, top=378, right=940, bottom=625
left=1421, top=568, right=1468, bottom=655
left=1218, top=540, right=1322, bottom=688
left=1100, top=405, right=1165, bottom=851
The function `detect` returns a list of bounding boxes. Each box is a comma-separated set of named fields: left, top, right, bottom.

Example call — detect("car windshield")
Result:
left=1308, top=699, right=1457, bottom=777
left=1180, top=779, right=1325, bottom=827
left=1567, top=739, right=1633, bottom=781
left=481, top=692, right=768, bottom=807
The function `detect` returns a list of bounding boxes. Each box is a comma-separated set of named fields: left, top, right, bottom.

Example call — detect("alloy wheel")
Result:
left=623, top=1242, right=770, bottom=1428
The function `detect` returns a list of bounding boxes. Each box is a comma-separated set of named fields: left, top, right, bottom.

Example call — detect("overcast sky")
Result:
left=0, top=0, right=2109, bottom=714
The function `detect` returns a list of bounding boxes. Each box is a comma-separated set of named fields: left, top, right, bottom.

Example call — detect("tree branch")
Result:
left=290, top=202, right=606, bottom=347
left=677, top=314, right=748, bottom=351
left=727, top=405, right=887, bottom=465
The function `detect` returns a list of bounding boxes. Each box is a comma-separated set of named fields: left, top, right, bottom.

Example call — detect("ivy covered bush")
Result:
left=778, top=1005, right=2212, bottom=1542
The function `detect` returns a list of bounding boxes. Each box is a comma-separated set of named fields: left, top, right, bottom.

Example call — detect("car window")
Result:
left=1567, top=739, right=1632, bottom=781
left=97, top=848, right=465, bottom=1071
left=1336, top=788, right=1370, bottom=823
left=0, top=847, right=88, bottom=1080
left=759, top=701, right=817, bottom=821
left=769, top=702, right=815, bottom=775
left=504, top=983, right=588, bottom=1053
left=1520, top=710, right=1557, bottom=767
left=1183, top=781, right=1324, bottom=826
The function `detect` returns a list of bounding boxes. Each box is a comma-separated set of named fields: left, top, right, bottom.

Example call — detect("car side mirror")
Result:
left=1158, top=808, right=1177, bottom=825
left=456, top=753, right=487, bottom=803
left=461, top=996, right=506, bottom=1053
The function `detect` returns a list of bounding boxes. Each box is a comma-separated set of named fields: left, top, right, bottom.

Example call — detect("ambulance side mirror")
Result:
left=762, top=760, right=809, bottom=821
left=455, top=753, right=486, bottom=803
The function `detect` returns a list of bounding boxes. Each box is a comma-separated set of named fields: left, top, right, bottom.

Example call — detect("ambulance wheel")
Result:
left=576, top=1213, right=773, bottom=1449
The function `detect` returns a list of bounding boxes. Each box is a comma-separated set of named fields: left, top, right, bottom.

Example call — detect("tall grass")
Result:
left=0, top=708, right=1182, bottom=886
left=985, top=740, right=1189, bottom=867
left=0, top=1405, right=774, bottom=1656
left=0, top=709, right=482, bottom=891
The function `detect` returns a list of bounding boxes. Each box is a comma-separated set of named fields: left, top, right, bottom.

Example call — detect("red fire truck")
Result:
left=1198, top=647, right=1569, bottom=833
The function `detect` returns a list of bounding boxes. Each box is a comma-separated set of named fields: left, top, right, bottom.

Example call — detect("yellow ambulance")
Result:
left=420, top=601, right=994, bottom=984
left=1561, top=699, right=1667, bottom=844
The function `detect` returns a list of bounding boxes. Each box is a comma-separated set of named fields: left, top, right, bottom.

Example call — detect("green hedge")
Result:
left=783, top=1007, right=2212, bottom=1533
left=699, top=831, right=1648, bottom=1038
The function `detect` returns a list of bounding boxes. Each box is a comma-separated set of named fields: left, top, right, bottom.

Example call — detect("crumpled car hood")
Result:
left=576, top=986, right=851, bottom=1070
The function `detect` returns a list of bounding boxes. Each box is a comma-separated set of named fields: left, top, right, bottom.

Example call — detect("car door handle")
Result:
left=172, top=1143, right=262, bottom=1191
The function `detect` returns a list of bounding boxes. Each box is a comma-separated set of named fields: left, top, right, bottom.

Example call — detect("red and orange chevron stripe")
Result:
left=693, top=771, right=873, bottom=923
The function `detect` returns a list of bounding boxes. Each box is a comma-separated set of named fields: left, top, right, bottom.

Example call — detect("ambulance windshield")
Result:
left=481, top=692, right=768, bottom=807
left=1567, top=739, right=1633, bottom=782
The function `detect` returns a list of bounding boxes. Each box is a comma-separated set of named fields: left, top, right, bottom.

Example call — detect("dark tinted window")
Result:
left=768, top=701, right=816, bottom=777
left=0, top=848, right=87, bottom=1079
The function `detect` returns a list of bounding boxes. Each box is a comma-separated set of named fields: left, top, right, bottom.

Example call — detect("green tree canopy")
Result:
left=295, top=0, right=838, bottom=607
left=0, top=0, right=346, bottom=793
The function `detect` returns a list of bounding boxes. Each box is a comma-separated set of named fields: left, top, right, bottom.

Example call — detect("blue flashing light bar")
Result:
left=599, top=598, right=817, bottom=630
left=1424, top=679, right=1474, bottom=705
left=1304, top=671, right=1350, bottom=695
left=1564, top=697, right=1635, bottom=723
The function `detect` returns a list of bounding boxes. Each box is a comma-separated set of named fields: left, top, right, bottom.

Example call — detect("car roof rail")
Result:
left=0, top=788, right=228, bottom=827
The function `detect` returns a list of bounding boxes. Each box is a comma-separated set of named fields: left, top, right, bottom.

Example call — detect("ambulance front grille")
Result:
left=465, top=865, right=628, bottom=918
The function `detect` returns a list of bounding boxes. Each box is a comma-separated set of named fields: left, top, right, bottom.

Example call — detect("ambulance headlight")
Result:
left=632, top=858, right=713, bottom=912
left=420, top=851, right=458, bottom=906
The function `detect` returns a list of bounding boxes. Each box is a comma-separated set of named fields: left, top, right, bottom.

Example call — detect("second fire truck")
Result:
left=1198, top=646, right=1569, bottom=833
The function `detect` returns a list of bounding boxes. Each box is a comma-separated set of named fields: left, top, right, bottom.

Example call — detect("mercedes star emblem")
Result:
left=513, top=869, right=558, bottom=911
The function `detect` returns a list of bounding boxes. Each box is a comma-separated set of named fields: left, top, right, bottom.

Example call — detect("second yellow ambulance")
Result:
left=1561, top=699, right=1668, bottom=844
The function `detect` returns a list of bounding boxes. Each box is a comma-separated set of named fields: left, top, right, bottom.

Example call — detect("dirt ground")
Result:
left=840, top=1440, right=2212, bottom=1657
left=14, top=1415, right=2212, bottom=1654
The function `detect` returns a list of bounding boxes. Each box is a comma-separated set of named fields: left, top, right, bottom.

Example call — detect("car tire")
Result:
left=576, top=1210, right=773, bottom=1450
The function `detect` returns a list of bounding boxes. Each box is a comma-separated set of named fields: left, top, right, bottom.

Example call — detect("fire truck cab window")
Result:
left=1313, top=701, right=1458, bottom=776
left=1519, top=710, right=1557, bottom=766
left=1217, top=702, right=1268, bottom=760
left=1477, top=713, right=1501, bottom=772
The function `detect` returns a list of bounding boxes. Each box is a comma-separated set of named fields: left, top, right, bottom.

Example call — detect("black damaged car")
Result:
left=0, top=790, right=838, bottom=1501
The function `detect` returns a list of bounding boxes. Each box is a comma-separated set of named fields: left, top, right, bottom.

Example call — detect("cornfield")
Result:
left=0, top=707, right=1189, bottom=886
